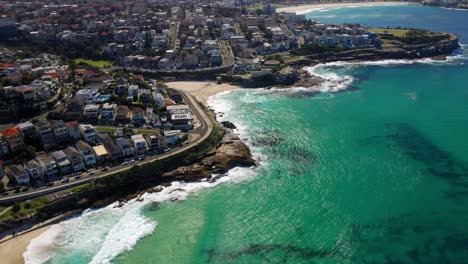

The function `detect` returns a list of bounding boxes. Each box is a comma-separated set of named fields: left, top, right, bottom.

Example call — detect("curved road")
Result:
left=0, top=91, right=213, bottom=204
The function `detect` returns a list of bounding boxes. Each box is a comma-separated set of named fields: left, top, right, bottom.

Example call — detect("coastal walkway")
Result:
left=0, top=91, right=213, bottom=204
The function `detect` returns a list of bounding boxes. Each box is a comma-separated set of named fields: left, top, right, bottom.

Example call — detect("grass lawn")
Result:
left=96, top=127, right=116, bottom=134
left=74, top=58, right=113, bottom=68
left=370, top=28, right=446, bottom=38
left=0, top=197, right=49, bottom=220
left=135, top=129, right=160, bottom=135
left=284, top=55, right=305, bottom=64
left=369, top=28, right=411, bottom=37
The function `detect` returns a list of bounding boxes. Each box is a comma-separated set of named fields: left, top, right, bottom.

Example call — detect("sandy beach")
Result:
left=166, top=81, right=240, bottom=105
left=0, top=213, right=71, bottom=264
left=276, top=1, right=412, bottom=14
left=0, top=226, right=50, bottom=264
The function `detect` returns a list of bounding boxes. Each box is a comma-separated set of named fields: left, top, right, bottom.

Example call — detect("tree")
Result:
left=12, top=202, right=21, bottom=213
left=245, top=31, right=252, bottom=41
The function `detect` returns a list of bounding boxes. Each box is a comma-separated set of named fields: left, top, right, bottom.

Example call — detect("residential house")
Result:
left=36, top=120, right=58, bottom=150
left=36, top=152, right=59, bottom=179
left=128, top=85, right=139, bottom=101
left=131, top=107, right=146, bottom=126
left=116, top=78, right=129, bottom=95
left=6, top=165, right=30, bottom=185
left=166, top=104, right=190, bottom=115
left=50, top=120, right=70, bottom=144
left=92, top=145, right=109, bottom=162
left=139, top=89, right=152, bottom=105
left=17, top=86, right=37, bottom=101
left=64, top=97, right=84, bottom=120
left=115, top=138, right=135, bottom=158
left=164, top=130, right=181, bottom=145
left=75, top=140, right=96, bottom=166
left=131, top=134, right=148, bottom=155
left=24, top=159, right=46, bottom=181
left=209, top=50, right=223, bottom=67
left=145, top=133, right=165, bottom=151
left=99, top=103, right=117, bottom=124
left=17, top=121, right=36, bottom=139
left=63, top=146, right=85, bottom=172
left=98, top=134, right=123, bottom=161
left=0, top=140, right=9, bottom=156
left=170, top=113, right=192, bottom=130
left=153, top=92, right=165, bottom=108
left=83, top=104, right=100, bottom=120
left=50, top=150, right=73, bottom=175
left=76, top=87, right=99, bottom=104
left=115, top=105, right=130, bottom=123
left=66, top=121, right=81, bottom=140
left=79, top=124, right=98, bottom=145
left=2, top=127, right=25, bottom=153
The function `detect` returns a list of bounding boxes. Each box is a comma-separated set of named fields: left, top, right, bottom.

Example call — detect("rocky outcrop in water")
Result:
left=221, top=121, right=237, bottom=129
left=162, top=128, right=255, bottom=181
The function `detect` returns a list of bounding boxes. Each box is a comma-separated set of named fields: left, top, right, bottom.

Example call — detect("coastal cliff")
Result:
left=162, top=129, right=255, bottom=180
left=232, top=32, right=460, bottom=89
left=307, top=34, right=460, bottom=62
left=0, top=123, right=255, bottom=234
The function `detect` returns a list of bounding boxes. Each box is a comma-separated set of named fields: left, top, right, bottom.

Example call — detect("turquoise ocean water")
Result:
left=24, top=5, right=468, bottom=264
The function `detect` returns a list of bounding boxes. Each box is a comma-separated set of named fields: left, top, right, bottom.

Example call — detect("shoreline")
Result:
left=0, top=213, right=72, bottom=264
left=0, top=84, right=249, bottom=263
left=166, top=81, right=240, bottom=106
left=276, top=1, right=415, bottom=13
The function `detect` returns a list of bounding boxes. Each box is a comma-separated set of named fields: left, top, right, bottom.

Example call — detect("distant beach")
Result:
left=276, top=1, right=414, bottom=14
left=166, top=81, right=239, bottom=106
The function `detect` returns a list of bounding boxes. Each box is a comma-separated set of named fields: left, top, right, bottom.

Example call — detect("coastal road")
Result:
left=0, top=91, right=213, bottom=204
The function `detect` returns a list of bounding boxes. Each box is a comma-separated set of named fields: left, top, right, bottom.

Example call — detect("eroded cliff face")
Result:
left=422, top=0, right=468, bottom=9
left=309, top=34, right=460, bottom=62
left=162, top=128, right=256, bottom=180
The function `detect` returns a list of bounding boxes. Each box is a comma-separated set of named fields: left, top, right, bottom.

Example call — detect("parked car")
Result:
left=61, top=177, right=69, bottom=183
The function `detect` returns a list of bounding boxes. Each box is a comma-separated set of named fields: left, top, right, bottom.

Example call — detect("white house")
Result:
left=164, top=130, right=181, bottom=145
left=79, top=124, right=98, bottom=145
left=131, top=134, right=148, bottom=155
left=75, top=140, right=97, bottom=166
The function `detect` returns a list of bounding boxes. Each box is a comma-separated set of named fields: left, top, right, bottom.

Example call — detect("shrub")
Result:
left=11, top=203, right=20, bottom=213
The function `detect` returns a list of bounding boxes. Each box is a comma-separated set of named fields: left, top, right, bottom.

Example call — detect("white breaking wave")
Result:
left=295, top=3, right=410, bottom=15
left=441, top=7, right=468, bottom=12
left=24, top=95, right=263, bottom=264
left=24, top=169, right=261, bottom=264
left=305, top=64, right=354, bottom=93
left=302, top=47, right=467, bottom=93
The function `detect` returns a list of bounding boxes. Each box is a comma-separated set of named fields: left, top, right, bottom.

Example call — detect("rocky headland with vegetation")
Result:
left=0, top=120, right=255, bottom=234
left=226, top=29, right=460, bottom=89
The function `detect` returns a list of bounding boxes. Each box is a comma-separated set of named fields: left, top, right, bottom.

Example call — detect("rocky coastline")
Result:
left=0, top=121, right=255, bottom=234
left=230, top=33, right=460, bottom=89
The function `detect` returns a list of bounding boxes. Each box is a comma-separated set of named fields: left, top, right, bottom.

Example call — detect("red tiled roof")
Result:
left=0, top=63, right=15, bottom=69
left=2, top=127, right=20, bottom=137
left=46, top=72, right=61, bottom=78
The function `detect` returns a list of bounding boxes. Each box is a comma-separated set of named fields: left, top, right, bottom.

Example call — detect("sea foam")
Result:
left=24, top=94, right=263, bottom=264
